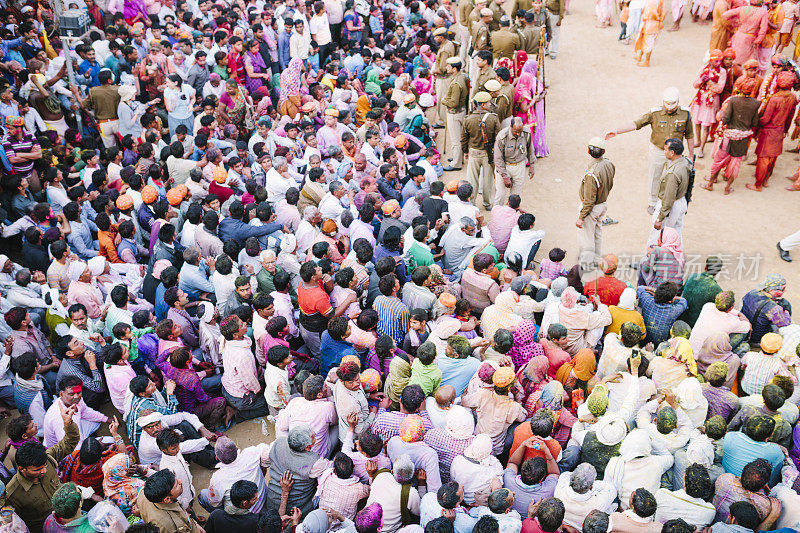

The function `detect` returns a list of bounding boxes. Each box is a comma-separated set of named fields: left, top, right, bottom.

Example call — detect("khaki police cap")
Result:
left=446, top=57, right=462, bottom=65
left=474, top=91, right=491, bottom=103
left=484, top=79, right=501, bottom=91
left=480, top=7, right=493, bottom=15
left=588, top=137, right=605, bottom=149
left=433, top=27, right=447, bottom=36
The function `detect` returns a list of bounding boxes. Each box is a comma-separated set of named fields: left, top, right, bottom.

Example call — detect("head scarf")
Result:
left=760, top=273, right=787, bottom=292
left=656, top=227, right=685, bottom=268
left=594, top=413, right=629, bottom=446
left=481, top=291, right=522, bottom=340
left=778, top=70, right=796, bottom=89
left=556, top=348, right=597, bottom=385
left=280, top=234, right=297, bottom=254
left=617, top=288, right=636, bottom=311
left=88, top=256, right=106, bottom=277
left=506, top=320, right=544, bottom=368
left=355, top=94, right=371, bottom=125
left=586, top=383, right=609, bottom=417
left=664, top=337, right=697, bottom=376
left=477, top=360, right=499, bottom=384
left=516, top=355, right=550, bottom=401
left=197, top=301, right=215, bottom=324
left=493, top=367, right=516, bottom=388
left=152, top=259, right=172, bottom=280
left=685, top=435, right=715, bottom=468
left=464, top=434, right=494, bottom=465
left=514, top=72, right=536, bottom=105
left=696, top=332, right=737, bottom=386
left=102, top=453, right=144, bottom=515
left=675, top=377, right=707, bottom=410
left=279, top=58, right=303, bottom=105
left=618, top=428, right=652, bottom=462
left=336, top=160, right=353, bottom=181
left=365, top=69, right=383, bottom=95
left=496, top=57, right=514, bottom=80
left=539, top=380, right=564, bottom=411
left=445, top=407, right=475, bottom=439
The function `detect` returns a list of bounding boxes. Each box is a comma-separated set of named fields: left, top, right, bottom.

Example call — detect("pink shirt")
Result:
left=220, top=338, right=261, bottom=398
left=104, top=362, right=137, bottom=413
left=66, top=281, right=104, bottom=319
left=689, top=302, right=752, bottom=354
left=487, top=206, right=519, bottom=253
left=275, top=397, right=338, bottom=456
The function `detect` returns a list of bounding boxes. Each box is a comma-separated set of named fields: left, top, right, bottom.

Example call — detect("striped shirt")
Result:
left=424, top=427, right=474, bottom=483
left=741, top=351, right=793, bottom=396
left=2, top=130, right=38, bottom=178
left=125, top=393, right=179, bottom=449
left=47, top=258, right=72, bottom=293
left=374, top=295, right=410, bottom=347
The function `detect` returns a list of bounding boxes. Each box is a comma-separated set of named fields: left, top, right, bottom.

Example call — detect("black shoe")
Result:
left=778, top=242, right=793, bottom=262
left=433, top=124, right=445, bottom=129
left=443, top=166, right=461, bottom=171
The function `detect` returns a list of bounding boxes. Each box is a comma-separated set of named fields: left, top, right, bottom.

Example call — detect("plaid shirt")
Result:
left=539, top=259, right=568, bottom=281
left=125, top=393, right=179, bottom=449
left=712, top=473, right=773, bottom=523
left=374, top=296, right=411, bottom=347
left=741, top=351, right=792, bottom=396
left=423, top=428, right=474, bottom=484
left=636, top=286, right=688, bottom=346
left=371, top=408, right=433, bottom=442
left=315, top=469, right=371, bottom=520
left=162, top=364, right=213, bottom=412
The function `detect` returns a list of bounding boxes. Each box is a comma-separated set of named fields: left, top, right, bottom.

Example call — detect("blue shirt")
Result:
left=278, top=30, right=292, bottom=69
left=437, top=355, right=481, bottom=395
left=78, top=59, right=101, bottom=87
left=179, top=262, right=215, bottom=299
left=66, top=220, right=99, bottom=260
left=320, top=332, right=357, bottom=376
left=721, top=431, right=784, bottom=487
left=374, top=295, right=410, bottom=347
left=155, top=282, right=169, bottom=322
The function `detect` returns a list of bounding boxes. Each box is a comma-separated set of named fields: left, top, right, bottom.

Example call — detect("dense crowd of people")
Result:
left=0, top=1, right=798, bottom=533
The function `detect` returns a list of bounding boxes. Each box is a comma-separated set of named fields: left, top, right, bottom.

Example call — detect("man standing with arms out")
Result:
left=442, top=57, right=470, bottom=172
left=494, top=117, right=535, bottom=206
left=748, top=70, right=797, bottom=191
left=433, top=28, right=456, bottom=130
left=491, top=17, right=521, bottom=62
left=81, top=70, right=120, bottom=149
left=462, top=92, right=500, bottom=210
left=545, top=0, right=564, bottom=59
left=650, top=138, right=691, bottom=245
left=604, top=87, right=694, bottom=214
left=577, top=138, right=615, bottom=267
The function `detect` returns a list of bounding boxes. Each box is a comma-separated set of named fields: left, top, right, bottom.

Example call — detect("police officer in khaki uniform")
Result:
left=462, top=91, right=501, bottom=210
left=605, top=87, right=695, bottom=214
left=433, top=27, right=456, bottom=129
left=469, top=0, right=489, bottom=33
left=495, top=68, right=515, bottom=128
left=471, top=50, right=496, bottom=107
left=488, top=0, right=504, bottom=30
left=457, top=0, right=475, bottom=63
left=577, top=137, right=615, bottom=267
left=494, top=117, right=535, bottom=205
left=491, top=17, right=520, bottom=61
left=649, top=137, right=691, bottom=245
left=442, top=57, right=470, bottom=171
left=471, top=8, right=493, bottom=51
left=522, top=11, right=545, bottom=54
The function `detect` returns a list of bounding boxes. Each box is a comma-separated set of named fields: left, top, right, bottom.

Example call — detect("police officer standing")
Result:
left=649, top=138, right=691, bottom=245
left=491, top=16, right=520, bottom=61
left=462, top=91, right=501, bottom=210
left=604, top=87, right=694, bottom=214
left=577, top=137, right=615, bottom=267
left=442, top=57, right=470, bottom=172
left=433, top=27, right=456, bottom=129
left=494, top=117, right=535, bottom=206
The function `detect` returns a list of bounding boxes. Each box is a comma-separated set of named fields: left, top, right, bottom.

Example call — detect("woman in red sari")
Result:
left=690, top=49, right=727, bottom=157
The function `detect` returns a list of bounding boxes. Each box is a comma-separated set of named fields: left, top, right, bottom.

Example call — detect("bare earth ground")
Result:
left=7, top=3, right=800, bottom=513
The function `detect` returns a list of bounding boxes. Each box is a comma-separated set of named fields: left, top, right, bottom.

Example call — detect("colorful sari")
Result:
left=515, top=60, right=549, bottom=156
left=244, top=50, right=269, bottom=97
left=219, top=84, right=253, bottom=136
left=507, top=320, right=544, bottom=368
left=497, top=57, right=515, bottom=81
left=102, top=453, right=145, bottom=516
left=278, top=58, right=303, bottom=118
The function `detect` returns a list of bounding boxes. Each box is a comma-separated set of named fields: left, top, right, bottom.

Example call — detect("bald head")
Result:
left=511, top=117, right=524, bottom=135
left=435, top=385, right=456, bottom=407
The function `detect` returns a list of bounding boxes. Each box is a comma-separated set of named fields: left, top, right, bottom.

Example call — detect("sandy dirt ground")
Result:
left=9, top=1, right=800, bottom=516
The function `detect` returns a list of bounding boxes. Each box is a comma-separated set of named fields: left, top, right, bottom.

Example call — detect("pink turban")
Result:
left=560, top=287, right=579, bottom=308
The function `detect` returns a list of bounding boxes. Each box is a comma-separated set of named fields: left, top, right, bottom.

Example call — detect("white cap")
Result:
left=663, top=87, right=680, bottom=104
left=588, top=137, right=605, bottom=150
left=137, top=412, right=163, bottom=428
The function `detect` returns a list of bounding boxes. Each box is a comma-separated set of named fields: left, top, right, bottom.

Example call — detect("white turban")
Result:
left=685, top=435, right=714, bottom=468
left=67, top=261, right=87, bottom=281
left=594, top=414, right=628, bottom=446
left=663, top=87, right=680, bottom=104
left=197, top=301, right=215, bottom=324
left=137, top=411, right=163, bottom=427
left=444, top=406, right=475, bottom=440
left=280, top=234, right=297, bottom=253
left=464, top=434, right=493, bottom=463
left=88, top=256, right=106, bottom=277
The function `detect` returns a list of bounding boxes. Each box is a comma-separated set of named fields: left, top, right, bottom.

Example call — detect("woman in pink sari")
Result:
left=514, top=60, right=549, bottom=157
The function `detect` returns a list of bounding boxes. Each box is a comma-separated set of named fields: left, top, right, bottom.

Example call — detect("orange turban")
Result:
left=321, top=219, right=338, bottom=235
left=439, top=292, right=457, bottom=307
left=213, top=167, right=228, bottom=184
left=115, top=194, right=133, bottom=210
left=722, top=48, right=736, bottom=59
left=166, top=184, right=188, bottom=206
left=709, top=48, right=723, bottom=60
left=734, top=76, right=758, bottom=95
left=778, top=71, right=796, bottom=89
left=141, top=185, right=158, bottom=204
